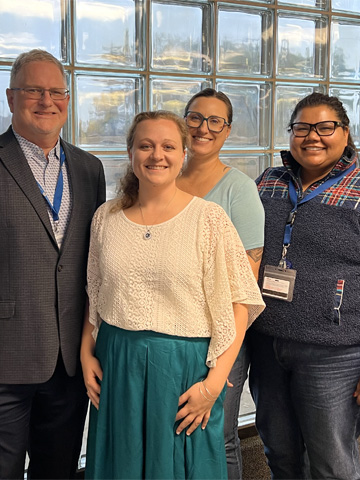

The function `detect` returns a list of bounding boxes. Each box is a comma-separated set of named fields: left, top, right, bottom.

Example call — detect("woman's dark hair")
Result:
left=111, top=110, right=189, bottom=212
left=290, top=92, right=355, bottom=150
left=184, top=88, right=233, bottom=125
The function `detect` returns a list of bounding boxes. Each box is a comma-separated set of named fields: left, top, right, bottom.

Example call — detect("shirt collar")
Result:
left=12, top=126, right=61, bottom=160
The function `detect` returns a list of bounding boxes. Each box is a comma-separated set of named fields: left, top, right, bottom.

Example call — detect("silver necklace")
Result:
left=138, top=190, right=177, bottom=240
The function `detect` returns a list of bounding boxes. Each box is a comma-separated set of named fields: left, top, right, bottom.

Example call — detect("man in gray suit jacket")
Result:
left=0, top=50, right=106, bottom=479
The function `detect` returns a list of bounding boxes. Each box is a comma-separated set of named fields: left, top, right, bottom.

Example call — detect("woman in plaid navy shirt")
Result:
left=249, top=92, right=360, bottom=480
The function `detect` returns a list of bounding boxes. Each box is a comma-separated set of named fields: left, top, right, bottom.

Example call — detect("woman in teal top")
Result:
left=177, top=88, right=265, bottom=479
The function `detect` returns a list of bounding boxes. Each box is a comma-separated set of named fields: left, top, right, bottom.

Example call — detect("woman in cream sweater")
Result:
left=81, top=110, right=264, bottom=479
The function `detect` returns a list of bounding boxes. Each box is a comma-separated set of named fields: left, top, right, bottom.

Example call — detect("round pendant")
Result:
left=144, top=230, right=152, bottom=240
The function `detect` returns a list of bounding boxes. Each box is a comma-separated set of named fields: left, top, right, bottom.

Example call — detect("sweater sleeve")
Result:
left=87, top=203, right=106, bottom=340
left=202, top=203, right=265, bottom=367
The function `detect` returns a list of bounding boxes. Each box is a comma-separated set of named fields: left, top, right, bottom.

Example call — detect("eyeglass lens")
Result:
left=186, top=112, right=226, bottom=132
left=17, top=88, right=68, bottom=99
left=291, top=121, right=339, bottom=137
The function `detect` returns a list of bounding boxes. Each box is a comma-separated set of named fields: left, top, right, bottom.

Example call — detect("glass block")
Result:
left=58, top=70, right=72, bottom=143
left=220, top=153, right=270, bottom=180
left=329, top=87, right=360, bottom=148
left=238, top=377, right=255, bottom=427
left=0, top=0, right=68, bottom=61
left=217, top=4, right=273, bottom=76
left=0, top=70, right=12, bottom=133
left=332, top=0, right=360, bottom=13
left=75, top=0, right=144, bottom=68
left=150, top=1, right=212, bottom=74
left=216, top=81, right=272, bottom=149
left=331, top=18, right=360, bottom=81
left=274, top=84, right=324, bottom=148
left=277, top=12, right=327, bottom=79
left=99, top=156, right=129, bottom=200
left=277, top=0, right=328, bottom=8
left=75, top=74, right=143, bottom=150
left=239, top=0, right=274, bottom=3
left=150, top=78, right=211, bottom=116
left=273, top=152, right=283, bottom=167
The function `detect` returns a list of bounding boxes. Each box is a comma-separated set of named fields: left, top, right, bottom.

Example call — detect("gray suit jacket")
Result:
left=0, top=127, right=106, bottom=384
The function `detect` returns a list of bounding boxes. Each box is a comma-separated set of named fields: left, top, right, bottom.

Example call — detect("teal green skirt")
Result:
left=85, top=322, right=227, bottom=479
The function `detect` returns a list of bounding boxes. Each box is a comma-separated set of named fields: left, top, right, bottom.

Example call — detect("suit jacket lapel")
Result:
left=59, top=140, right=81, bottom=251
left=0, top=128, right=57, bottom=245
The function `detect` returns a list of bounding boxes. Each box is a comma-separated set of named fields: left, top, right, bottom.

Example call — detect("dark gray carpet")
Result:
left=241, top=433, right=271, bottom=480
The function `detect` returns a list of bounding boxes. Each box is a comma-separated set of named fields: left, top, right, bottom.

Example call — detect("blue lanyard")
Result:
left=284, top=163, right=355, bottom=247
left=37, top=146, right=65, bottom=223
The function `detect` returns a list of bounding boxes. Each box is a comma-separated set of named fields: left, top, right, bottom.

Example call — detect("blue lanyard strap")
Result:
left=283, top=163, right=355, bottom=248
left=37, top=146, right=65, bottom=223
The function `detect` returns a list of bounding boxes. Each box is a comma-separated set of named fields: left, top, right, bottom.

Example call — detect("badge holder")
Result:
left=262, top=245, right=296, bottom=302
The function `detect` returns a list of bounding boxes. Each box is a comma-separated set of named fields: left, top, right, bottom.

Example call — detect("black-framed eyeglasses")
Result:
left=184, top=111, right=231, bottom=133
left=288, top=121, right=345, bottom=137
left=10, top=87, right=69, bottom=100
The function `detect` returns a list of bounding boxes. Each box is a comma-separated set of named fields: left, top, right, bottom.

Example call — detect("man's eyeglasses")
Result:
left=184, top=111, right=230, bottom=133
left=288, top=121, right=344, bottom=137
left=10, top=87, right=69, bottom=100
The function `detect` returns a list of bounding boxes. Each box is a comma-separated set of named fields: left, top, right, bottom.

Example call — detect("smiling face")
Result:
left=128, top=118, right=185, bottom=189
left=6, top=61, right=69, bottom=148
left=290, top=105, right=349, bottom=177
left=186, top=96, right=231, bottom=161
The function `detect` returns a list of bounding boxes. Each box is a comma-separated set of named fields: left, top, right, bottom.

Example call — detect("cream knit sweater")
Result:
left=87, top=196, right=265, bottom=367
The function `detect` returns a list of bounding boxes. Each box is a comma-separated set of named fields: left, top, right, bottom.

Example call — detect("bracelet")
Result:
left=201, top=381, right=217, bottom=400
left=199, top=383, right=213, bottom=402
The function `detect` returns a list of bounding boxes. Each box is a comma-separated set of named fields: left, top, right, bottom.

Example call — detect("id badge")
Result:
left=262, top=265, right=296, bottom=302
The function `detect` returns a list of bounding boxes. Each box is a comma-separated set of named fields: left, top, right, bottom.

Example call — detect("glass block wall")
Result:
left=1, top=0, right=359, bottom=430
left=0, top=0, right=359, bottom=198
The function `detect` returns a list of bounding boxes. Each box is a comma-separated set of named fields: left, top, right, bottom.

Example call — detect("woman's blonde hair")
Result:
left=111, top=110, right=189, bottom=212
